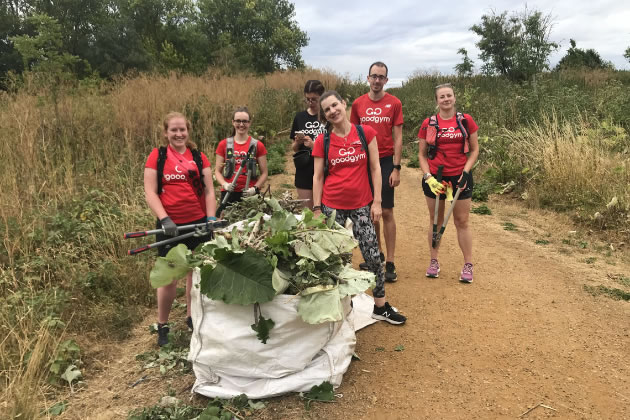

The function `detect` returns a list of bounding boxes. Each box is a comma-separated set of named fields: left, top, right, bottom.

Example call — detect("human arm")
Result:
left=458, top=131, right=479, bottom=188
left=312, top=156, right=325, bottom=217
left=367, top=137, right=382, bottom=222
left=144, top=167, right=178, bottom=235
left=214, top=154, right=234, bottom=192
left=389, top=124, right=403, bottom=187
left=202, top=167, right=217, bottom=218
left=144, top=167, right=168, bottom=220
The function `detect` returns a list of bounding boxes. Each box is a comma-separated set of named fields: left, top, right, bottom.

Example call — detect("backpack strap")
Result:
left=455, top=112, right=470, bottom=154
left=226, top=137, right=234, bottom=160
left=245, top=138, right=259, bottom=178
left=190, top=148, right=206, bottom=192
left=156, top=146, right=168, bottom=195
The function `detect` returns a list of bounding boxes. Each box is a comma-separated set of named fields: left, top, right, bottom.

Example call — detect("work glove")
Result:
left=444, top=181, right=454, bottom=201
left=426, top=176, right=445, bottom=196
left=160, top=216, right=178, bottom=236
left=243, top=187, right=258, bottom=197
left=458, top=171, right=471, bottom=189
left=222, top=181, right=235, bottom=192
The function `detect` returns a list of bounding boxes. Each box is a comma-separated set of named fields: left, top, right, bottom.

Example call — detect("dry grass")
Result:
left=0, top=68, right=344, bottom=415
left=502, top=113, right=630, bottom=226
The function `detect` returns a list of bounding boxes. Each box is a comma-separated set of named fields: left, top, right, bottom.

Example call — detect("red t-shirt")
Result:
left=350, top=93, right=403, bottom=158
left=313, top=125, right=377, bottom=210
left=417, top=113, right=478, bottom=176
left=145, top=145, right=211, bottom=224
left=215, top=137, right=268, bottom=192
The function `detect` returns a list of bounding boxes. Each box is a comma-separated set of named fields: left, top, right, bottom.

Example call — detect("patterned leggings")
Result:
left=321, top=204, right=385, bottom=298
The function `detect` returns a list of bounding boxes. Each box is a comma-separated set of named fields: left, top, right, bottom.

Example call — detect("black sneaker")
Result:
left=359, top=252, right=385, bottom=271
left=384, top=262, right=397, bottom=282
left=157, top=323, right=169, bottom=347
left=186, top=316, right=193, bottom=331
left=372, top=302, right=406, bottom=325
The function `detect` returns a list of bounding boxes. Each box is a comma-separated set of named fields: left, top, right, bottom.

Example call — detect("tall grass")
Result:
left=0, top=68, right=346, bottom=413
left=498, top=113, right=630, bottom=227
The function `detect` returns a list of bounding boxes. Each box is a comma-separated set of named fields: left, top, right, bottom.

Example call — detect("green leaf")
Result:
left=47, top=400, right=68, bottom=416
left=60, top=364, right=81, bottom=384
left=251, top=315, right=275, bottom=344
left=394, top=344, right=405, bottom=352
left=265, top=231, right=290, bottom=257
left=337, top=266, right=376, bottom=297
left=305, top=381, right=335, bottom=402
left=199, top=248, right=275, bottom=305
left=265, top=197, right=283, bottom=212
left=266, top=211, right=298, bottom=234
left=272, top=267, right=290, bottom=294
left=248, top=400, right=266, bottom=410
left=150, top=244, right=190, bottom=288
left=297, top=287, right=343, bottom=324
left=326, top=210, right=336, bottom=228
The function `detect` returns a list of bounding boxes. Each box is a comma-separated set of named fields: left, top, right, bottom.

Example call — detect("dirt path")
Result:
left=64, top=163, right=629, bottom=419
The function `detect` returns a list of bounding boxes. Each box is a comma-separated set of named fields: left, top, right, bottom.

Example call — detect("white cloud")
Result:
left=293, top=0, right=630, bottom=80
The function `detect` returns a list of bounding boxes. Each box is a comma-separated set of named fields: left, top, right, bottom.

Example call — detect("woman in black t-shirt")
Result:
left=290, top=80, right=326, bottom=209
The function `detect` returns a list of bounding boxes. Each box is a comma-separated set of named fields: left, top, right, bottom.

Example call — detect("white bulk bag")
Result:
left=188, top=270, right=375, bottom=399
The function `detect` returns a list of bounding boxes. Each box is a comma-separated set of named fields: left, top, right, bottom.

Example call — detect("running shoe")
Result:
left=157, top=323, right=169, bottom=347
left=426, top=259, right=440, bottom=278
left=459, top=263, right=474, bottom=283
left=372, top=302, right=406, bottom=325
left=384, top=261, right=398, bottom=282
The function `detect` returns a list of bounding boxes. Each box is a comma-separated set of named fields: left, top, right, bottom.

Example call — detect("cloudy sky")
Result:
left=292, top=0, right=630, bottom=87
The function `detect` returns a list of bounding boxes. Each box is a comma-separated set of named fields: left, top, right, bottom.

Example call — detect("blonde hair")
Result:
left=162, top=111, right=196, bottom=148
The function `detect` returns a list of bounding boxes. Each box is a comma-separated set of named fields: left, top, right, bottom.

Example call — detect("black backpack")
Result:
left=426, top=111, right=469, bottom=160
left=323, top=124, right=373, bottom=192
left=156, top=146, right=205, bottom=197
left=222, top=137, right=259, bottom=179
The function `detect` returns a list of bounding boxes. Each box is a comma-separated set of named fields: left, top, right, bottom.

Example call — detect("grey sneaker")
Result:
left=359, top=252, right=385, bottom=271
left=459, top=263, right=473, bottom=283
left=426, top=259, right=440, bottom=278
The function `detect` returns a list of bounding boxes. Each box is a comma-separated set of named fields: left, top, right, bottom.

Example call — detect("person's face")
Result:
left=367, top=65, right=388, bottom=94
left=436, top=87, right=456, bottom=111
left=232, top=111, right=251, bottom=134
left=320, top=95, right=346, bottom=125
left=305, top=92, right=320, bottom=112
left=164, top=117, right=189, bottom=149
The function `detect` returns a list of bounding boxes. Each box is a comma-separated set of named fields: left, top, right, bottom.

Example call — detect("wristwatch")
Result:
left=393, top=164, right=402, bottom=171
left=423, top=172, right=432, bottom=181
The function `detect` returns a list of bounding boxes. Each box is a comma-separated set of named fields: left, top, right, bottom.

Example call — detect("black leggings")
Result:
left=321, top=204, right=385, bottom=298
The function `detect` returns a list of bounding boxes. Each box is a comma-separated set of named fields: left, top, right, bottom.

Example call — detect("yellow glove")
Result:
left=444, top=182, right=454, bottom=201
left=426, top=176, right=445, bottom=195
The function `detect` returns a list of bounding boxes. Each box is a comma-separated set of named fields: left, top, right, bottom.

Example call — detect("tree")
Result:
left=470, top=7, right=558, bottom=81
left=197, top=0, right=308, bottom=73
left=555, top=39, right=613, bottom=70
left=454, top=48, right=474, bottom=76
left=625, top=46, right=630, bottom=63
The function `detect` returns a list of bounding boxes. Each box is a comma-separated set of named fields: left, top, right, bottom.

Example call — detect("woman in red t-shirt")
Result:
left=144, top=112, right=217, bottom=346
left=417, top=83, right=480, bottom=283
left=214, top=107, right=268, bottom=211
left=312, top=91, right=406, bottom=325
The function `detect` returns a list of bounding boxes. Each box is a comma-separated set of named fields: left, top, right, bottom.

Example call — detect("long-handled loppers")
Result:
left=432, top=171, right=469, bottom=248
left=125, top=220, right=228, bottom=255
left=431, top=165, right=444, bottom=248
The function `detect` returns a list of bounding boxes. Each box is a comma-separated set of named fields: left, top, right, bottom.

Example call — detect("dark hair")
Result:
left=368, top=61, right=388, bottom=77
left=231, top=106, right=251, bottom=136
left=318, top=90, right=344, bottom=129
left=304, top=80, right=325, bottom=95
left=434, top=83, right=455, bottom=100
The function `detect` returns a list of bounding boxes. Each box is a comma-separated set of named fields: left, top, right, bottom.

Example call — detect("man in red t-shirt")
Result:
left=350, top=61, right=403, bottom=282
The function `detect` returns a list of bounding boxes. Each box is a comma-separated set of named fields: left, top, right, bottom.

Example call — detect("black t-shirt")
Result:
left=290, top=111, right=326, bottom=189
